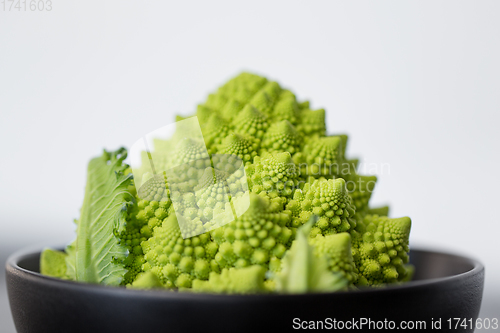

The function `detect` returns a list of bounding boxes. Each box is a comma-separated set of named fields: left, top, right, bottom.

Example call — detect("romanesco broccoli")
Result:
left=40, top=72, right=413, bottom=293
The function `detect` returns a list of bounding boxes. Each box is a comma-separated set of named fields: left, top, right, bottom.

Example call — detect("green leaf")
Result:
left=274, top=216, right=348, bottom=293
left=65, top=148, right=134, bottom=285
left=40, top=248, right=68, bottom=279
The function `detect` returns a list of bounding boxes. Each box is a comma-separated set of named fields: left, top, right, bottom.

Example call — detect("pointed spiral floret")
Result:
left=141, top=214, right=220, bottom=288
left=351, top=215, right=412, bottom=285
left=246, top=152, right=300, bottom=202
left=217, top=133, right=260, bottom=164
left=232, top=104, right=269, bottom=139
left=287, top=178, right=356, bottom=235
left=310, top=232, right=358, bottom=284
left=261, top=120, right=302, bottom=155
left=210, top=193, right=293, bottom=271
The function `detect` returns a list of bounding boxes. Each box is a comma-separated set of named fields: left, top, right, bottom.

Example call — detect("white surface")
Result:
left=1, top=1, right=499, bottom=328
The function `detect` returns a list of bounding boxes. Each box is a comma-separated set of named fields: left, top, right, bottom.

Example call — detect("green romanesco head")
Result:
left=122, top=72, right=411, bottom=290
left=44, top=72, right=412, bottom=292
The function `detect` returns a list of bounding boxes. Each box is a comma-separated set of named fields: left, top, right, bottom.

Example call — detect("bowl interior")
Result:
left=410, top=249, right=477, bottom=280
left=17, top=252, right=39, bottom=273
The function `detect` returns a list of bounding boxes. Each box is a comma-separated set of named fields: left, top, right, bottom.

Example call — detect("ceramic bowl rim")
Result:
left=6, top=245, right=484, bottom=301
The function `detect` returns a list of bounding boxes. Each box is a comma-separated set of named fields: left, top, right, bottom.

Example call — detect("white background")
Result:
left=1, top=1, right=499, bottom=329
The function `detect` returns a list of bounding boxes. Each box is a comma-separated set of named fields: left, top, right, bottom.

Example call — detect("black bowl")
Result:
left=6, top=247, right=484, bottom=333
